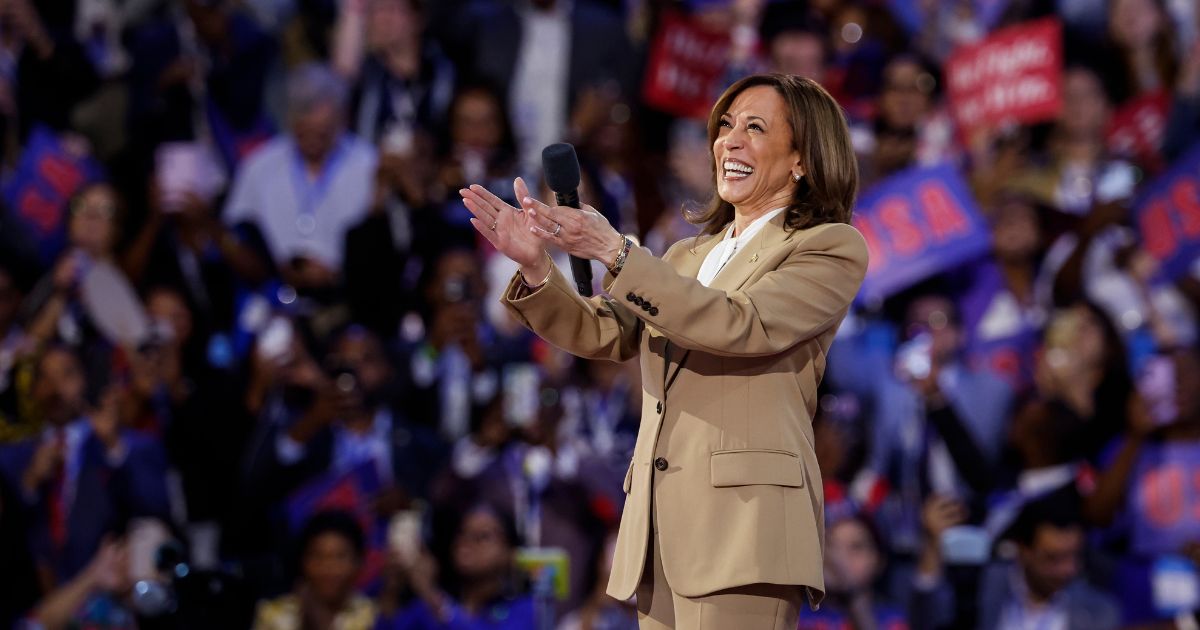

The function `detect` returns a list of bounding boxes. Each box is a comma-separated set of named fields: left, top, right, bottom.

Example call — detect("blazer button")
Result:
left=656, top=401, right=663, bottom=414
left=654, top=457, right=668, bottom=471
left=633, top=296, right=644, bottom=306
left=641, top=302, right=652, bottom=311
left=649, top=307, right=659, bottom=316
left=626, top=292, right=636, bottom=302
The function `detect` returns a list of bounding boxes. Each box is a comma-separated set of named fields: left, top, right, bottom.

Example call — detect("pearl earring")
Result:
left=792, top=173, right=802, bottom=182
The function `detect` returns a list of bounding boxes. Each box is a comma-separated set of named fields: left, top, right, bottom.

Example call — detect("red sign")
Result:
left=946, top=17, right=1063, bottom=136
left=1107, top=90, right=1171, bottom=172
left=641, top=11, right=731, bottom=119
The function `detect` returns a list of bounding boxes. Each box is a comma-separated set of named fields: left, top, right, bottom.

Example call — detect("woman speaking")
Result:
left=459, top=74, right=867, bottom=629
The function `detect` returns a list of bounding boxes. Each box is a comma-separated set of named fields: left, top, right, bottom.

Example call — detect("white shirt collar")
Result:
left=721, top=207, right=787, bottom=244
left=696, top=207, right=786, bottom=287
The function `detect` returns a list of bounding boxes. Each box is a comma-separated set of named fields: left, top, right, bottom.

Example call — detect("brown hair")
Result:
left=689, top=73, right=858, bottom=236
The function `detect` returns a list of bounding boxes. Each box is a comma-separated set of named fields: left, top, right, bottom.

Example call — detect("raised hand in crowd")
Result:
left=20, top=434, right=63, bottom=497
left=27, top=537, right=132, bottom=630
left=917, top=494, right=968, bottom=580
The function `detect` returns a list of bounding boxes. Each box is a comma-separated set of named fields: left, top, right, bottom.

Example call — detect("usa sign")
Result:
left=1136, top=142, right=1200, bottom=281
left=853, top=164, right=993, bottom=303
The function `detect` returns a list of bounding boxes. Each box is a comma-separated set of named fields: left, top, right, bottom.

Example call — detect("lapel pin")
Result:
left=749, top=253, right=759, bottom=263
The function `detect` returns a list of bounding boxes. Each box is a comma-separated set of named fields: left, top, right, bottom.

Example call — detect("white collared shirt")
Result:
left=696, top=207, right=786, bottom=287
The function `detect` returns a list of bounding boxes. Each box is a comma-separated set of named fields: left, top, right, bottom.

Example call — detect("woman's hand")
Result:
left=460, top=178, right=548, bottom=280
left=521, top=196, right=624, bottom=267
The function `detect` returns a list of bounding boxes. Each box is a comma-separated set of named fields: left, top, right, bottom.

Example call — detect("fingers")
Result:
left=459, top=189, right=498, bottom=225
left=468, top=184, right=518, bottom=215
left=468, top=218, right=501, bottom=248
left=513, top=177, right=530, bottom=206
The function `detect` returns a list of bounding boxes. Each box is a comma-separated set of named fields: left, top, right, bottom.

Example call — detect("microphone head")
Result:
left=541, top=143, right=581, bottom=194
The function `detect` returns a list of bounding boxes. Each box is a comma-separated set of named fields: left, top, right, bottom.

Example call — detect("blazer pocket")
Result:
left=710, top=449, right=805, bottom=488
left=622, top=461, right=634, bottom=494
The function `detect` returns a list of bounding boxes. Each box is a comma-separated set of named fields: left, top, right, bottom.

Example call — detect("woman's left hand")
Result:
left=520, top=195, right=625, bottom=267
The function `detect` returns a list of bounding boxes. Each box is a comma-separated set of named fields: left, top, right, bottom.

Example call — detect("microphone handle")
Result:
left=553, top=190, right=594, bottom=297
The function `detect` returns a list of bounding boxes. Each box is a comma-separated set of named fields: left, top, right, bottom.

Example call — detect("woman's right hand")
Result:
left=460, top=178, right=549, bottom=280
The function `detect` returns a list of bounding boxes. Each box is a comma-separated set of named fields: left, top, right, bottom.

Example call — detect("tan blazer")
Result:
left=502, top=213, right=868, bottom=609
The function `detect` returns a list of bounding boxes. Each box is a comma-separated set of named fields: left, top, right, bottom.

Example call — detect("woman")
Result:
left=460, top=74, right=867, bottom=628
left=378, top=504, right=534, bottom=629
left=251, top=510, right=376, bottom=630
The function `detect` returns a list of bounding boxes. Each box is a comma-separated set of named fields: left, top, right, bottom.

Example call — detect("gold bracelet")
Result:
left=607, top=235, right=631, bottom=276
left=521, top=254, right=554, bottom=290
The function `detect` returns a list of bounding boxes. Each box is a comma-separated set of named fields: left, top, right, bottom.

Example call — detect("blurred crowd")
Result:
left=0, top=0, right=1198, bottom=628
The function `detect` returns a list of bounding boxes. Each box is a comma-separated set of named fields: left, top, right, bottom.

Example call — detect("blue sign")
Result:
left=1136, top=142, right=1200, bottom=282
left=852, top=164, right=993, bottom=303
left=1, top=126, right=106, bottom=265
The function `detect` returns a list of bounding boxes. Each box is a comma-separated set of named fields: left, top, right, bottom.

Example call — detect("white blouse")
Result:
left=696, top=207, right=786, bottom=287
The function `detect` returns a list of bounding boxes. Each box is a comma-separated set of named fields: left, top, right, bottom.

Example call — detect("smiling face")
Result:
left=713, top=85, right=803, bottom=217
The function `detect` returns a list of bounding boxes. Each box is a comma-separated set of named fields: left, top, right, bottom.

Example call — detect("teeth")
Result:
left=723, top=160, right=753, bottom=174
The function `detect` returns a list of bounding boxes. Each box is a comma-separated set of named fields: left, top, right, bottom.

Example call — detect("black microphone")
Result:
left=541, top=143, right=593, bottom=297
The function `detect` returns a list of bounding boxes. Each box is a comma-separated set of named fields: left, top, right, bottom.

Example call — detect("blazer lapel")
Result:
left=708, top=211, right=792, bottom=294
left=663, top=214, right=792, bottom=395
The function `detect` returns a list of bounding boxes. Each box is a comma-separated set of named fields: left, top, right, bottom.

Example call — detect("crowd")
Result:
left=0, top=0, right=1197, bottom=628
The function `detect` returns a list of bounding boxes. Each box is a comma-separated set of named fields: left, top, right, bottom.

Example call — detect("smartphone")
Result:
left=387, top=503, right=425, bottom=568
left=895, top=333, right=933, bottom=381
left=1139, top=355, right=1178, bottom=426
left=256, top=316, right=294, bottom=364
left=940, top=525, right=991, bottom=566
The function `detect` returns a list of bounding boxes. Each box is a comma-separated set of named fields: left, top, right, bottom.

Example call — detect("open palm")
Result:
left=460, top=177, right=545, bottom=268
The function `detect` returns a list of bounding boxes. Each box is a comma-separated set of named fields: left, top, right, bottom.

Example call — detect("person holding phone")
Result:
left=461, top=74, right=867, bottom=627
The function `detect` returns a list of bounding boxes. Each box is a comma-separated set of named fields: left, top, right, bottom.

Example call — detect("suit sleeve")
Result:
left=604, top=223, right=868, bottom=358
left=501, top=261, right=643, bottom=363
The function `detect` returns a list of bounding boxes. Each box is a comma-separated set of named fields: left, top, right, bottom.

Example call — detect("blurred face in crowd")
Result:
left=669, top=123, right=714, bottom=197
left=69, top=184, right=118, bottom=258
left=453, top=509, right=512, bottom=581
left=879, top=59, right=933, bottom=130
left=831, top=5, right=868, bottom=55
left=1109, top=0, right=1165, bottom=49
left=714, top=86, right=803, bottom=215
left=1045, top=305, right=1107, bottom=369
left=824, top=518, right=882, bottom=594
left=329, top=329, right=392, bottom=406
left=302, top=531, right=362, bottom=606
left=905, top=295, right=962, bottom=364
left=185, top=0, right=228, bottom=44
left=771, top=31, right=826, bottom=82
left=1019, top=524, right=1083, bottom=601
left=451, top=88, right=504, bottom=155
left=34, top=348, right=87, bottom=426
left=291, top=103, right=343, bottom=165
left=991, top=198, right=1041, bottom=264
left=430, top=250, right=484, bottom=310
left=1059, top=69, right=1111, bottom=142
left=0, top=268, right=20, bottom=334
left=145, top=288, right=193, bottom=346
left=367, top=0, right=420, bottom=52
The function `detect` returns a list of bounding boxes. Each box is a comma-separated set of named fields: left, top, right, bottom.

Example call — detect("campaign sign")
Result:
left=1107, top=90, right=1170, bottom=173
left=2, top=126, right=105, bottom=264
left=641, top=11, right=731, bottom=119
left=945, top=17, right=1062, bottom=137
left=287, top=461, right=386, bottom=587
left=1135, top=142, right=1200, bottom=281
left=852, top=165, right=992, bottom=303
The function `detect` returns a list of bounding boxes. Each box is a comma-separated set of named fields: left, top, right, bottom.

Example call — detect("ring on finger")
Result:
left=552, top=223, right=562, bottom=236
left=490, top=220, right=498, bottom=231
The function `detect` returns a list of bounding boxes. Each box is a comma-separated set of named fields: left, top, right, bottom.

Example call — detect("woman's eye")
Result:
left=719, top=119, right=732, bottom=128
left=749, top=124, right=763, bottom=132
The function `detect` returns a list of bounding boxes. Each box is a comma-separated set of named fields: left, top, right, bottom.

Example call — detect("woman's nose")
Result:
left=721, top=131, right=744, bottom=151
